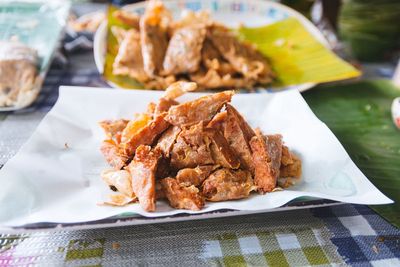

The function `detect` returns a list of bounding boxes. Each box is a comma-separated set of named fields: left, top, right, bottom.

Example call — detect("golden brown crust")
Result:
left=170, top=122, right=214, bottom=169
left=128, top=145, right=161, bottom=211
left=99, top=119, right=129, bottom=144
left=176, top=165, right=216, bottom=187
left=121, top=113, right=170, bottom=157
left=166, top=90, right=233, bottom=127
left=207, top=128, right=240, bottom=169
left=163, top=24, right=207, bottom=75
left=280, top=151, right=301, bottom=179
left=140, top=1, right=170, bottom=76
left=202, top=168, right=254, bottom=201
left=249, top=132, right=282, bottom=193
left=155, top=126, right=181, bottom=157
left=98, top=82, right=301, bottom=211
left=100, top=140, right=130, bottom=170
left=161, top=177, right=205, bottom=210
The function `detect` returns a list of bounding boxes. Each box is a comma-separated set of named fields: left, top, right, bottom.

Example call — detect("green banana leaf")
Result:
left=304, top=79, right=400, bottom=228
left=104, top=6, right=360, bottom=90
left=237, top=18, right=360, bottom=87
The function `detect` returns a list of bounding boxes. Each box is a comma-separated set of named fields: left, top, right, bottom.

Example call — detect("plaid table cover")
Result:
left=0, top=51, right=399, bottom=266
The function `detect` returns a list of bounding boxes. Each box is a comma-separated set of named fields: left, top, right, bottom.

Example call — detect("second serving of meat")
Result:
left=99, top=81, right=301, bottom=211
left=110, top=0, right=274, bottom=91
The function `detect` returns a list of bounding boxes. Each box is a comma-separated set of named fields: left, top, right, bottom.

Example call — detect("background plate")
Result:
left=94, top=0, right=330, bottom=92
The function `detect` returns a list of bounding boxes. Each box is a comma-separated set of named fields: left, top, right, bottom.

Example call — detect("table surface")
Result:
left=1, top=5, right=400, bottom=267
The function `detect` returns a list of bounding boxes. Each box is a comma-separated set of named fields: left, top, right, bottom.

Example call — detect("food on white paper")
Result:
left=0, top=41, right=40, bottom=107
left=99, top=82, right=301, bottom=211
left=111, top=0, right=274, bottom=90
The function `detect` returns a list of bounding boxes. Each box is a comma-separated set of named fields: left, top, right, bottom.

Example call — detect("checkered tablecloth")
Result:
left=0, top=42, right=399, bottom=267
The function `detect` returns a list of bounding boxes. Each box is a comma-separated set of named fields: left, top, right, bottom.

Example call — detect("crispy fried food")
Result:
left=163, top=24, right=207, bottom=75
left=100, top=140, right=130, bottom=170
left=140, top=0, right=170, bottom=76
left=223, top=105, right=255, bottom=172
left=110, top=1, right=274, bottom=91
left=280, top=150, right=301, bottom=178
left=154, top=98, right=179, bottom=116
left=208, top=25, right=273, bottom=82
left=176, top=165, right=216, bottom=186
left=249, top=132, right=282, bottom=193
left=207, top=110, right=227, bottom=131
left=101, top=193, right=137, bottom=207
left=99, top=82, right=302, bottom=211
left=202, top=168, right=254, bottom=201
left=166, top=90, right=234, bottom=127
left=121, top=113, right=170, bottom=157
left=101, top=169, right=135, bottom=198
left=190, top=68, right=256, bottom=90
left=156, top=126, right=181, bottom=157
left=113, top=28, right=149, bottom=83
left=163, top=81, right=197, bottom=100
left=265, top=134, right=283, bottom=177
left=128, top=145, right=161, bottom=211
left=207, top=128, right=240, bottom=169
left=113, top=10, right=140, bottom=29
left=99, top=119, right=129, bottom=144
left=170, top=122, right=214, bottom=169
left=161, top=177, right=205, bottom=210
left=121, top=113, right=152, bottom=143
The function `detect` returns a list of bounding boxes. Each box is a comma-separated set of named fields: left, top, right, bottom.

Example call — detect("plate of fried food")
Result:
left=94, top=0, right=360, bottom=93
left=0, top=81, right=391, bottom=231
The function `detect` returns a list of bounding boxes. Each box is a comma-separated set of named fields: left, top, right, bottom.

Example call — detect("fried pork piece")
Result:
left=163, top=81, right=197, bottom=100
left=202, top=169, right=254, bottom=201
left=140, top=0, right=170, bottom=76
left=163, top=24, right=207, bottom=75
left=166, top=90, right=233, bottom=127
left=208, top=25, right=273, bottom=82
left=280, top=147, right=302, bottom=179
left=101, top=140, right=130, bottom=170
left=156, top=126, right=181, bottom=157
left=207, top=128, right=240, bottom=169
left=201, top=38, right=237, bottom=77
left=113, top=28, right=149, bottom=83
left=176, top=165, right=216, bottom=186
left=249, top=132, right=283, bottom=193
left=113, top=10, right=140, bottom=30
left=154, top=98, right=179, bottom=116
left=121, top=113, right=170, bottom=157
left=170, top=122, right=214, bottom=169
left=99, top=119, right=129, bottom=144
left=207, top=110, right=227, bottom=131
left=161, top=177, right=205, bottom=210
left=128, top=145, right=161, bottom=211
left=222, top=104, right=255, bottom=172
left=190, top=69, right=256, bottom=90
left=143, top=75, right=177, bottom=90
left=101, top=193, right=137, bottom=207
left=101, top=169, right=135, bottom=198
left=121, top=113, right=152, bottom=143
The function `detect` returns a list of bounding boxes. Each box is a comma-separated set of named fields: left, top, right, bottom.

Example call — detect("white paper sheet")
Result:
left=0, top=86, right=392, bottom=226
